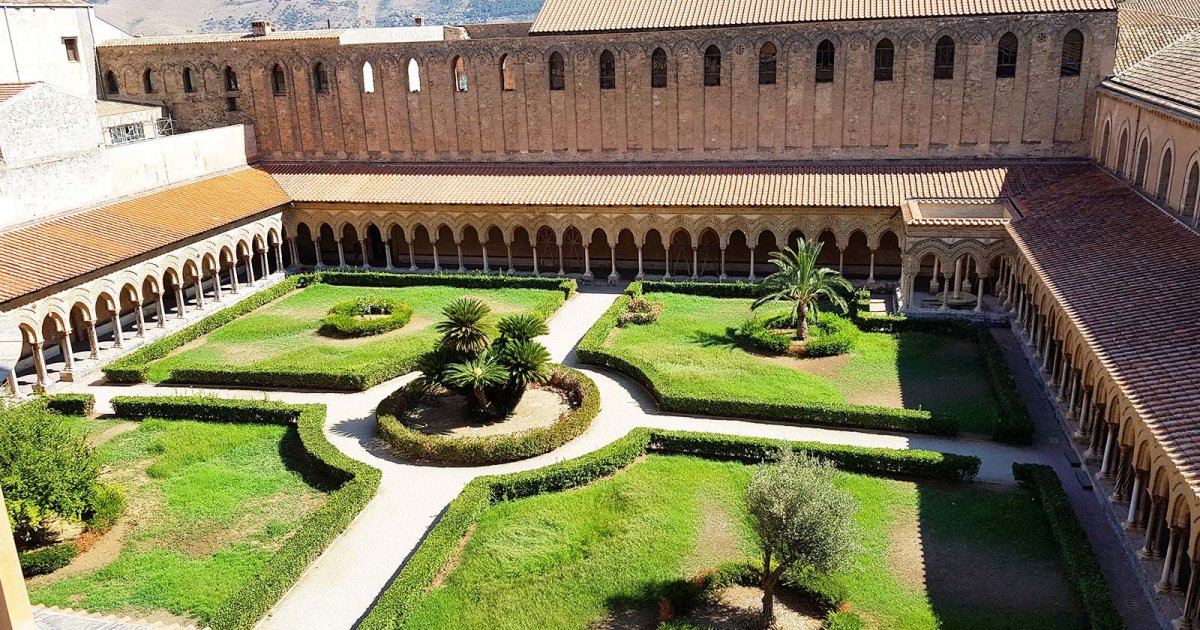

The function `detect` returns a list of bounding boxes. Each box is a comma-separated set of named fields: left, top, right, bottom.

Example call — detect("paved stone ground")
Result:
left=60, top=285, right=1162, bottom=629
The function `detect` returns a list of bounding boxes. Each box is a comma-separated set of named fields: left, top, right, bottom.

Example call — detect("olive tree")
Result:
left=746, top=450, right=859, bottom=624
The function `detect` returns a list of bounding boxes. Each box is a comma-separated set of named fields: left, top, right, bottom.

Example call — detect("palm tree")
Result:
left=499, top=339, right=552, bottom=389
left=496, top=313, right=549, bottom=344
left=443, top=353, right=509, bottom=417
left=751, top=241, right=852, bottom=341
left=436, top=297, right=492, bottom=356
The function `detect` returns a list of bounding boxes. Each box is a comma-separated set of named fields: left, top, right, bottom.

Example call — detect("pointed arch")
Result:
left=934, top=36, right=955, bottom=80
left=500, top=54, right=516, bottom=91
left=105, top=70, right=120, bottom=94
left=407, top=58, right=422, bottom=92
left=452, top=56, right=468, bottom=92
left=599, top=50, right=616, bottom=90
left=996, top=33, right=1018, bottom=78
left=271, top=63, right=287, bottom=94
left=182, top=67, right=196, bottom=93
left=874, top=38, right=894, bottom=81
left=651, top=47, right=668, bottom=88
left=224, top=66, right=239, bottom=91
left=703, top=45, right=721, bottom=87
left=313, top=62, right=330, bottom=93
left=815, top=40, right=835, bottom=83
left=1157, top=145, right=1174, bottom=201
left=143, top=68, right=157, bottom=93
left=1061, top=29, right=1084, bottom=77
left=548, top=51, right=565, bottom=91
left=362, top=61, right=375, bottom=93
left=758, top=42, right=777, bottom=85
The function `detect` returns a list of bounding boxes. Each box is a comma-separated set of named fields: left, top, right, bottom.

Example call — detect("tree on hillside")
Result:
left=746, top=450, right=859, bottom=625
left=751, top=241, right=852, bottom=340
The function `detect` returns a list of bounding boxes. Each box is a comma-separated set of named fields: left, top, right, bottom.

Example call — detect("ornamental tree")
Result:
left=751, top=241, right=852, bottom=340
left=746, top=450, right=859, bottom=624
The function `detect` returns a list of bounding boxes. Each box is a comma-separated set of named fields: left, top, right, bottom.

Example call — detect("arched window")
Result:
left=703, top=45, right=721, bottom=87
left=453, top=56, right=468, bottom=92
left=548, top=52, right=565, bottom=91
left=500, top=54, right=515, bottom=91
left=1116, top=128, right=1129, bottom=174
left=815, top=40, right=835, bottom=83
left=874, top=39, right=894, bottom=81
left=1156, top=147, right=1174, bottom=200
left=182, top=68, right=196, bottom=93
left=143, top=68, right=157, bottom=93
left=362, top=61, right=375, bottom=93
left=271, top=64, right=287, bottom=95
left=105, top=70, right=119, bottom=94
left=996, top=33, right=1018, bottom=78
left=1184, top=162, right=1200, bottom=218
left=1061, top=29, right=1084, bottom=77
left=313, top=63, right=329, bottom=93
left=934, top=36, right=955, bottom=80
left=224, top=66, right=239, bottom=91
left=599, top=50, right=616, bottom=90
left=1099, top=120, right=1111, bottom=165
left=1134, top=136, right=1151, bottom=187
left=407, top=58, right=421, bottom=92
left=758, top=42, right=777, bottom=85
left=651, top=48, right=668, bottom=88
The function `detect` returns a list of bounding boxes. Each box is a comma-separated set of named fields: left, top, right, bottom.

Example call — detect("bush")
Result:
left=640, top=279, right=762, bottom=298
left=315, top=270, right=577, bottom=301
left=43, top=393, right=95, bottom=416
left=618, top=296, right=664, bottom=326
left=1012, top=464, right=1124, bottom=630
left=18, top=542, right=77, bottom=577
left=804, top=314, right=860, bottom=358
left=0, top=401, right=100, bottom=544
left=84, top=483, right=125, bottom=533
left=319, top=296, right=413, bottom=337
left=377, top=366, right=600, bottom=465
left=104, top=396, right=380, bottom=630
left=359, top=428, right=980, bottom=629
left=734, top=315, right=793, bottom=354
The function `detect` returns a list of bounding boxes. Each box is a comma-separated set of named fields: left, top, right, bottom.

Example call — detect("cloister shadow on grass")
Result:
left=893, top=332, right=1001, bottom=436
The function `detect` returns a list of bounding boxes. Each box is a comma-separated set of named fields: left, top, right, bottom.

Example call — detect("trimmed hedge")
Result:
left=18, top=542, right=77, bottom=576
left=43, top=393, right=95, bottom=416
left=101, top=272, right=571, bottom=391
left=319, top=296, right=413, bottom=337
left=1012, top=464, right=1124, bottom=630
left=637, top=279, right=761, bottom=299
left=377, top=366, right=600, bottom=465
left=358, top=428, right=980, bottom=629
left=578, top=296, right=953, bottom=436
left=103, top=396, right=380, bottom=630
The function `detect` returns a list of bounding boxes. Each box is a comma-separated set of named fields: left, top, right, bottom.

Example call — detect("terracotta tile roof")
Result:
left=264, top=160, right=1076, bottom=208
left=529, top=0, right=1116, bottom=34
left=1109, top=27, right=1200, bottom=109
left=0, top=0, right=88, bottom=5
left=1120, top=0, right=1200, bottom=20
left=0, top=168, right=289, bottom=304
left=98, top=29, right=345, bottom=48
left=1006, top=165, right=1200, bottom=491
left=1116, top=8, right=1200, bottom=72
left=0, top=83, right=35, bottom=106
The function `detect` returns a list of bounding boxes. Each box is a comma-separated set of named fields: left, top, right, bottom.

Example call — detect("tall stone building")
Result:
left=3, top=0, right=1200, bottom=627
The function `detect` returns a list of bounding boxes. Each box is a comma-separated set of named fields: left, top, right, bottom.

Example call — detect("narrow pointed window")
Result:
left=651, top=48, right=668, bottom=88
left=934, top=36, right=955, bottom=80
left=1061, top=29, right=1084, bottom=77
left=996, top=33, right=1018, bottom=78
left=874, top=39, right=894, bottom=81
left=758, top=42, right=777, bottom=85
left=703, top=45, right=721, bottom=87
left=815, top=40, right=835, bottom=83
left=549, top=52, right=565, bottom=90
left=599, top=50, right=616, bottom=89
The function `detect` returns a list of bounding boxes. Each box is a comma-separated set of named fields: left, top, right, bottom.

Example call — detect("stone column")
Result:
left=313, top=241, right=324, bottom=268
left=719, top=247, right=727, bottom=281
left=635, top=245, right=644, bottom=280
left=360, top=240, right=370, bottom=269
left=384, top=242, right=394, bottom=270
left=4, top=371, right=17, bottom=398
left=87, top=321, right=100, bottom=358
left=261, top=249, right=271, bottom=277
left=930, top=258, right=940, bottom=293
left=155, top=298, right=166, bottom=327
left=1086, top=405, right=1107, bottom=460
left=174, top=285, right=186, bottom=319
left=30, top=341, right=47, bottom=392
left=212, top=276, right=223, bottom=303
left=974, top=273, right=984, bottom=312
left=506, top=242, right=514, bottom=274
left=134, top=303, right=147, bottom=337
left=1125, top=473, right=1144, bottom=529
left=1141, top=497, right=1168, bottom=559
left=952, top=258, right=963, bottom=297
left=1112, top=446, right=1133, bottom=502
left=1158, top=528, right=1183, bottom=592
left=867, top=249, right=876, bottom=284
left=583, top=246, right=592, bottom=281
left=608, top=244, right=619, bottom=284
left=748, top=249, right=756, bottom=281
left=482, top=245, right=490, bottom=273
left=111, top=312, right=125, bottom=348
left=0, top=485, right=36, bottom=630
left=663, top=247, right=671, bottom=280
left=59, top=333, right=75, bottom=374
left=457, top=243, right=466, bottom=273
left=433, top=244, right=442, bottom=273
left=336, top=241, right=346, bottom=268
left=193, top=279, right=205, bottom=310
left=228, top=266, right=239, bottom=294
left=940, top=272, right=953, bottom=310
left=531, top=246, right=538, bottom=276
left=409, top=240, right=418, bottom=271
left=1178, top=561, right=1200, bottom=628
left=557, top=244, right=565, bottom=276
left=1074, top=389, right=1092, bottom=440
left=838, top=247, right=845, bottom=274
left=691, top=247, right=698, bottom=280
left=1099, top=426, right=1117, bottom=478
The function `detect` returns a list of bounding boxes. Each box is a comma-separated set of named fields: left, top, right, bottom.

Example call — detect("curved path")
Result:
left=71, top=289, right=1056, bottom=630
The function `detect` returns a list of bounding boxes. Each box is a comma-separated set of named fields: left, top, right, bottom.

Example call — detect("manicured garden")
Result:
left=581, top=291, right=1004, bottom=435
left=137, top=281, right=566, bottom=390
left=377, top=454, right=1087, bottom=630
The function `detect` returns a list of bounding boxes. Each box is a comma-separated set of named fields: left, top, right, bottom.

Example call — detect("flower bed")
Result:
left=319, top=296, right=413, bottom=338
left=377, top=366, right=599, bottom=465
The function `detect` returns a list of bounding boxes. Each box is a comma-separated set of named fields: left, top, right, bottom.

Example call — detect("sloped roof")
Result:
left=264, top=161, right=1076, bottom=208
left=0, top=83, right=35, bottom=106
left=1120, top=0, right=1200, bottom=20
left=0, top=168, right=289, bottom=304
left=98, top=29, right=345, bottom=48
left=530, top=0, right=1116, bottom=34
left=1116, top=8, right=1200, bottom=72
left=1108, top=28, right=1200, bottom=110
left=1006, top=165, right=1200, bottom=492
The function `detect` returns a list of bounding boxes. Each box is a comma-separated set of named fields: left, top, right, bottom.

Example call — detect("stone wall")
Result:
left=97, top=10, right=1117, bottom=162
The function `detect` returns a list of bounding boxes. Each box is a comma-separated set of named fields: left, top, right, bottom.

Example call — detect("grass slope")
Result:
left=145, top=284, right=560, bottom=383
left=407, top=455, right=1083, bottom=630
left=601, top=293, right=1001, bottom=434
left=28, top=420, right=333, bottom=624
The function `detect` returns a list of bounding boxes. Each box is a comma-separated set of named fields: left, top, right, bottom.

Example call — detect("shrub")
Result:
left=319, top=296, right=413, bottom=337
left=84, top=483, right=125, bottom=533
left=736, top=313, right=859, bottom=358
left=43, top=393, right=95, bottom=416
left=617, top=296, right=664, bottom=326
left=734, top=315, right=793, bottom=354
left=104, top=396, right=380, bottom=630
left=0, top=401, right=100, bottom=544
left=377, top=366, right=600, bottom=465
left=1012, top=464, right=1124, bottom=630
left=640, top=279, right=762, bottom=298
left=315, top=270, right=577, bottom=300
left=18, top=542, right=77, bottom=577
left=804, top=313, right=860, bottom=358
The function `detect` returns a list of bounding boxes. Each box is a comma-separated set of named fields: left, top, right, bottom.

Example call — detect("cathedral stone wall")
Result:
left=96, top=10, right=1116, bottom=163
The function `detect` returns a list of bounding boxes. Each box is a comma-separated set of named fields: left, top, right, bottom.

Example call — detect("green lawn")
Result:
left=28, top=419, right=334, bottom=625
left=598, top=293, right=1002, bottom=434
left=146, top=284, right=563, bottom=384
left=407, top=455, right=1084, bottom=630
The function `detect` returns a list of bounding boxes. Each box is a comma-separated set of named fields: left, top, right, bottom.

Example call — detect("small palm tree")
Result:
left=436, top=297, right=492, bottom=356
left=752, top=241, right=852, bottom=341
left=500, top=339, right=552, bottom=389
left=443, top=353, right=509, bottom=417
left=496, top=313, right=549, bottom=344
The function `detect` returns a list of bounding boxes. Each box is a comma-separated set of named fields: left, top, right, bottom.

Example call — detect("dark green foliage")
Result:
left=436, top=297, right=494, bottom=355
left=0, top=401, right=100, bottom=544
left=734, top=314, right=794, bottom=354
left=84, top=483, right=125, bottom=533
left=804, top=314, right=860, bottom=357
left=498, top=340, right=552, bottom=389
left=637, top=280, right=762, bottom=298
left=18, top=542, right=77, bottom=576
left=377, top=366, right=600, bottom=465
left=314, top=270, right=576, bottom=299
left=319, top=295, right=413, bottom=337
left=358, top=429, right=980, bottom=629
left=1012, top=464, right=1124, bottom=630
left=43, top=393, right=95, bottom=416
left=735, top=312, right=860, bottom=357
left=495, top=313, right=549, bottom=344
left=977, top=331, right=1035, bottom=445
left=105, top=396, right=380, bottom=630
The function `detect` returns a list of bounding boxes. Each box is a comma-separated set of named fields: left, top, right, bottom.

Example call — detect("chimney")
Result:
left=250, top=20, right=276, bottom=36
left=413, top=16, right=424, bottom=26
